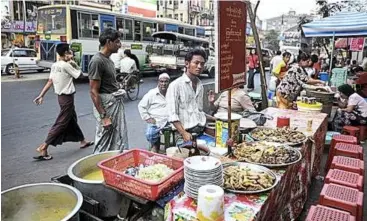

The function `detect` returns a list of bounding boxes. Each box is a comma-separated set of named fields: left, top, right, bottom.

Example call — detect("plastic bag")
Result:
left=269, top=76, right=278, bottom=92
left=241, top=110, right=273, bottom=126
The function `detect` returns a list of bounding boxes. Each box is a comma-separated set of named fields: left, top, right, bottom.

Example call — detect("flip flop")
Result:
left=80, top=141, right=94, bottom=149
left=33, top=155, right=53, bottom=161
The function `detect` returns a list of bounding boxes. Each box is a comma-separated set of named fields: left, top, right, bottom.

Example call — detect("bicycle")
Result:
left=116, top=71, right=141, bottom=101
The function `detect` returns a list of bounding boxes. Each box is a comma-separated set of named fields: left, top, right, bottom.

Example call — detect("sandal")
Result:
left=80, top=141, right=94, bottom=149
left=33, top=155, right=53, bottom=161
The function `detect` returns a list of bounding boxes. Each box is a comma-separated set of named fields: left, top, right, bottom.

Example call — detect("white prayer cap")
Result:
left=159, top=73, right=170, bottom=80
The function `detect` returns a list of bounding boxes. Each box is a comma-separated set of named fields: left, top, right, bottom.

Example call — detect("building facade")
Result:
left=264, top=10, right=314, bottom=32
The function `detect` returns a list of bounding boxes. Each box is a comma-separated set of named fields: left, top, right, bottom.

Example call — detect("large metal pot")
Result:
left=67, top=151, right=122, bottom=218
left=1, top=183, right=83, bottom=221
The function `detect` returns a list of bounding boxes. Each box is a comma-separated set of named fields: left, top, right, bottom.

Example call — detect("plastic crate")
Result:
left=306, top=205, right=355, bottom=221
left=98, top=149, right=184, bottom=201
left=334, top=143, right=363, bottom=160
left=319, top=184, right=363, bottom=221
left=331, top=156, right=364, bottom=175
left=325, top=169, right=363, bottom=191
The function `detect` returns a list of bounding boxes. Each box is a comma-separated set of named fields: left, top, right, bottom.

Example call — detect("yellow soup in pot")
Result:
left=81, top=169, right=104, bottom=181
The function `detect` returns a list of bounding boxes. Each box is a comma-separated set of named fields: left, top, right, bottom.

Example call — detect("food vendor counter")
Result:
left=165, top=107, right=328, bottom=221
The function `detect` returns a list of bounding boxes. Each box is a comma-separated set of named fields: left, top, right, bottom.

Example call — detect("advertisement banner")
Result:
left=214, top=0, right=247, bottom=92
left=1, top=20, right=37, bottom=33
left=350, top=37, right=365, bottom=52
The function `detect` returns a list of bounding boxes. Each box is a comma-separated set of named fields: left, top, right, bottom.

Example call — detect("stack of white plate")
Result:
left=184, top=156, right=223, bottom=199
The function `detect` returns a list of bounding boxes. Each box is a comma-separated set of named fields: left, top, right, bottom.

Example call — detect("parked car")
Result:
left=1, top=48, right=46, bottom=75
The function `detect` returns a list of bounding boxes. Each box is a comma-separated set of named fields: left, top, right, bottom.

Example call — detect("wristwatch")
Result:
left=100, top=112, right=107, bottom=119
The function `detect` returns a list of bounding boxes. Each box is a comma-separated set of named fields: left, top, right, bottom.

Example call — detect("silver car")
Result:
left=1, top=48, right=46, bottom=75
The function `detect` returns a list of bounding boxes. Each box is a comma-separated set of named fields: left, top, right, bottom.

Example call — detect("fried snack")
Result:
left=223, top=166, right=275, bottom=191
left=251, top=127, right=306, bottom=144
left=233, top=142, right=300, bottom=165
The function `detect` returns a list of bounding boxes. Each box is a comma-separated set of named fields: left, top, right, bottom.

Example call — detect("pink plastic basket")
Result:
left=98, top=149, right=184, bottom=201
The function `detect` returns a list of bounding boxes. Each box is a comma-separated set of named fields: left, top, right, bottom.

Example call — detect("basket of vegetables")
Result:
left=98, top=149, right=184, bottom=201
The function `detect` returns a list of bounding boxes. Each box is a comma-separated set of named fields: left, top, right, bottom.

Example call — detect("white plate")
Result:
left=184, top=156, right=222, bottom=171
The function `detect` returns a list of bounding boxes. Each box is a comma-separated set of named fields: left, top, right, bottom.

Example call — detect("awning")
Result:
left=302, top=12, right=367, bottom=37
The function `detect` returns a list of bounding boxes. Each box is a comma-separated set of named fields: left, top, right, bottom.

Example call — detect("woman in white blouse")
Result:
left=333, top=84, right=367, bottom=132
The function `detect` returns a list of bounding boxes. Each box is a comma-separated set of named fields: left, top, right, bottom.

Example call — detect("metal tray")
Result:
left=222, top=162, right=278, bottom=194
left=233, top=143, right=303, bottom=168
left=249, top=127, right=307, bottom=146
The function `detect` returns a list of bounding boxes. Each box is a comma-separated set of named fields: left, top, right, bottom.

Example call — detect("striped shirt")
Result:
left=166, top=73, right=206, bottom=130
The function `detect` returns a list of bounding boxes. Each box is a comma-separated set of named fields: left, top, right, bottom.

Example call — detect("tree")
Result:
left=316, top=0, right=367, bottom=18
left=264, top=30, right=280, bottom=51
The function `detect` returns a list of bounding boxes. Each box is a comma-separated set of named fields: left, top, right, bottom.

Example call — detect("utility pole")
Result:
left=247, top=1, right=268, bottom=109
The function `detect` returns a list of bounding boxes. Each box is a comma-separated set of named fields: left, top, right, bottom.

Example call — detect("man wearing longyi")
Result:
left=166, top=49, right=215, bottom=145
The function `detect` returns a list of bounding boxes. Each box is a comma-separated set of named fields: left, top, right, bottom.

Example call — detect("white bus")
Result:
left=35, top=5, right=206, bottom=74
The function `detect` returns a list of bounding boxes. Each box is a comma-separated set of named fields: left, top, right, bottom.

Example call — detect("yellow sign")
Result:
left=215, top=119, right=239, bottom=148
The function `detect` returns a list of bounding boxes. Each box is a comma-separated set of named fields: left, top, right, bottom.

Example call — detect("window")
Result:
left=134, top=20, right=141, bottom=41
left=158, top=23, right=164, bottom=32
left=125, top=19, right=133, bottom=40
left=169, top=0, right=172, bottom=4
left=117, top=18, right=124, bottom=39
left=184, top=28, right=194, bottom=36
left=27, top=50, right=37, bottom=57
left=143, top=22, right=154, bottom=41
left=178, top=26, right=184, bottom=34
left=37, top=7, right=67, bottom=34
left=168, top=14, right=172, bottom=18
left=180, top=13, right=183, bottom=22
left=11, top=50, right=28, bottom=57
left=1, top=50, right=9, bottom=56
left=79, top=12, right=99, bottom=38
left=174, top=14, right=178, bottom=20
left=180, top=0, right=183, bottom=3
left=160, top=0, right=163, bottom=5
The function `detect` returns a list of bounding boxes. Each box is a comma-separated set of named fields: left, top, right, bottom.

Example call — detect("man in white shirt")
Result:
left=138, top=73, right=170, bottom=152
left=33, top=43, right=93, bottom=160
left=110, top=48, right=124, bottom=73
left=120, top=49, right=137, bottom=74
left=166, top=49, right=215, bottom=144
left=270, top=51, right=282, bottom=73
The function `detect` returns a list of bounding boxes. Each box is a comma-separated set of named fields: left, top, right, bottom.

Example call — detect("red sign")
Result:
left=349, top=37, right=365, bottom=51
left=215, top=1, right=247, bottom=92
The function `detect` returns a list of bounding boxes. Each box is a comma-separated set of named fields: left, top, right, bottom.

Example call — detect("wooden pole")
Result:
left=247, top=2, right=268, bottom=110
left=227, top=88, right=232, bottom=155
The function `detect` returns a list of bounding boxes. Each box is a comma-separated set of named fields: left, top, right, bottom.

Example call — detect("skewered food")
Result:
left=223, top=166, right=275, bottom=191
left=233, top=142, right=300, bottom=165
left=250, top=127, right=306, bottom=144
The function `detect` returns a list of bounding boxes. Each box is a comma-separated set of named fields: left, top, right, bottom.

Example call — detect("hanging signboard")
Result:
left=350, top=37, right=365, bottom=52
left=214, top=0, right=247, bottom=93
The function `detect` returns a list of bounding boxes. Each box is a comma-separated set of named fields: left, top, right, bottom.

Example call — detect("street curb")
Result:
left=1, top=74, right=49, bottom=83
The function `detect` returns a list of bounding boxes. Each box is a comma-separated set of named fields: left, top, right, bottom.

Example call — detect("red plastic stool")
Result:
left=331, top=156, right=364, bottom=175
left=325, top=169, right=364, bottom=191
left=356, top=125, right=367, bottom=141
left=326, top=135, right=358, bottom=172
left=306, top=205, right=356, bottom=221
left=342, top=126, right=360, bottom=143
left=334, top=143, right=363, bottom=160
left=319, top=184, right=363, bottom=221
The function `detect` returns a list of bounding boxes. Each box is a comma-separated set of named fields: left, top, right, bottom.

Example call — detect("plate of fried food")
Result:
left=249, top=127, right=307, bottom=146
left=233, top=142, right=302, bottom=168
left=223, top=162, right=278, bottom=194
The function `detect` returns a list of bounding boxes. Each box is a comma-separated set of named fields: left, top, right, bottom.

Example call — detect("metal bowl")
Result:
left=249, top=126, right=307, bottom=146
left=67, top=151, right=122, bottom=217
left=222, top=162, right=278, bottom=194
left=1, top=183, right=83, bottom=221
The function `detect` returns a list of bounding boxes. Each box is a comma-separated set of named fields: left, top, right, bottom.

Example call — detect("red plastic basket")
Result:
left=306, top=205, right=355, bottom=221
left=325, top=169, right=363, bottom=191
left=334, top=143, right=363, bottom=160
left=98, top=149, right=184, bottom=201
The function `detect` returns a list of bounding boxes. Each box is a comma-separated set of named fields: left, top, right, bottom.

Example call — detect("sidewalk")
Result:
left=1, top=73, right=49, bottom=83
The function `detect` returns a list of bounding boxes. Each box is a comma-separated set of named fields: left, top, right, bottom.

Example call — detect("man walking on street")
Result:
left=89, top=28, right=129, bottom=153
left=138, top=73, right=170, bottom=152
left=33, top=43, right=94, bottom=160
left=166, top=49, right=215, bottom=144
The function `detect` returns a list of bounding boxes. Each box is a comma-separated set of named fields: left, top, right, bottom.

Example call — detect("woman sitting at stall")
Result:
left=276, top=53, right=325, bottom=109
left=333, top=84, right=367, bottom=132
left=208, top=87, right=255, bottom=115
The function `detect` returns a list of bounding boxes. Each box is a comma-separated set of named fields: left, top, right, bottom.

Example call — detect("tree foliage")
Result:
left=264, top=30, right=280, bottom=51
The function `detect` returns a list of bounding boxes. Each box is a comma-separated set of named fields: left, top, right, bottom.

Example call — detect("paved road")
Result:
left=1, top=72, right=224, bottom=190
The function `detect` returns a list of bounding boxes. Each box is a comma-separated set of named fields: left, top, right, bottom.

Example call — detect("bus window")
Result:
left=79, top=13, right=99, bottom=38
left=143, top=22, right=154, bottom=41
left=158, top=23, right=164, bottom=32
left=125, top=19, right=133, bottom=40
left=178, top=26, right=184, bottom=34
left=134, top=20, right=141, bottom=42
left=116, top=18, right=124, bottom=39
left=184, top=28, right=194, bottom=36
left=38, top=7, right=66, bottom=34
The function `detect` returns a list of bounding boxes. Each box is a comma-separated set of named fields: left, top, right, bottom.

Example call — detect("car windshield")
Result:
left=1, top=50, right=9, bottom=56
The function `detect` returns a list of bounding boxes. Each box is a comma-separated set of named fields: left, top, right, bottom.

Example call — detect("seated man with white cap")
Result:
left=138, top=73, right=170, bottom=152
